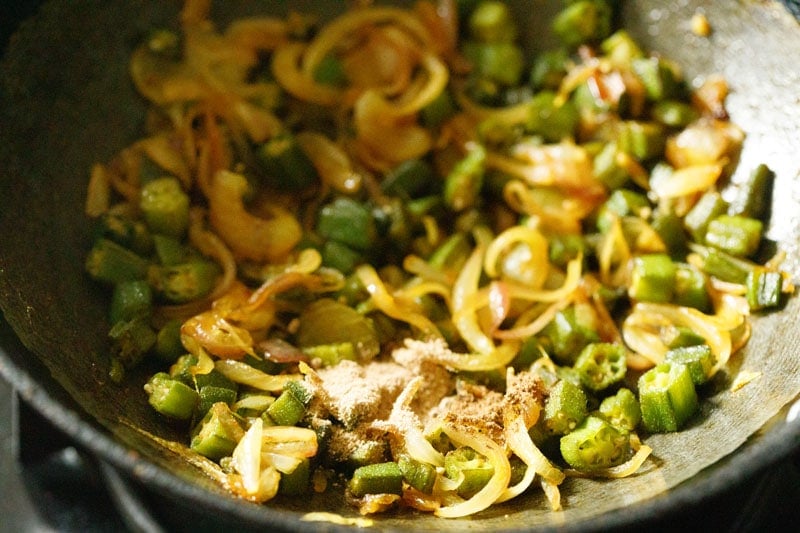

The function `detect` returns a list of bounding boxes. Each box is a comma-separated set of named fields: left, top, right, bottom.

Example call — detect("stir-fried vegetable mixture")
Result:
left=84, top=0, right=794, bottom=518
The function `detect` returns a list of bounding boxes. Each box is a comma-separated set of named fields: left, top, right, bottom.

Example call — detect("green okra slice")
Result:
left=552, top=0, right=613, bottom=49
left=560, top=415, right=630, bottom=471
left=279, top=458, right=312, bottom=496
left=147, top=260, right=220, bottom=304
left=266, top=387, right=307, bottom=426
left=598, top=388, right=642, bottom=433
left=140, top=177, right=190, bottom=239
left=628, top=253, right=677, bottom=303
left=85, top=238, right=150, bottom=285
left=443, top=144, right=486, bottom=212
left=574, top=342, right=627, bottom=392
left=190, top=402, right=245, bottom=460
left=444, top=446, right=494, bottom=499
left=746, top=268, right=784, bottom=311
left=467, top=0, right=517, bottom=43
left=704, top=214, right=763, bottom=258
left=638, top=362, right=699, bottom=433
left=398, top=455, right=437, bottom=494
left=542, top=379, right=588, bottom=436
left=145, top=372, right=199, bottom=420
left=109, top=279, right=153, bottom=324
left=316, top=197, right=377, bottom=251
left=348, top=462, right=404, bottom=498
left=664, top=344, right=716, bottom=386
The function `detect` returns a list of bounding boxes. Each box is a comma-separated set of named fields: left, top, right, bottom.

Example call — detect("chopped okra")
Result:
left=638, top=363, right=699, bottom=433
left=81, top=0, right=796, bottom=518
left=560, top=415, right=630, bottom=471
left=349, top=462, right=404, bottom=498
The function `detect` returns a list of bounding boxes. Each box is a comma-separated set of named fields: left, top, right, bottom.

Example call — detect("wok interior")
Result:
left=1, top=1, right=799, bottom=530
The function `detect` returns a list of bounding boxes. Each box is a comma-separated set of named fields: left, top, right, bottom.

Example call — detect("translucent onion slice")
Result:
left=484, top=225, right=549, bottom=288
left=262, top=453, right=303, bottom=474
left=231, top=394, right=275, bottom=413
left=181, top=311, right=254, bottom=359
left=231, top=417, right=263, bottom=496
left=208, top=170, right=302, bottom=262
left=650, top=163, right=723, bottom=199
left=451, top=245, right=495, bottom=355
left=356, top=264, right=443, bottom=338
left=624, top=302, right=734, bottom=376
left=135, top=134, right=192, bottom=189
left=540, top=478, right=562, bottom=511
left=214, top=360, right=301, bottom=392
left=300, top=6, right=432, bottom=78
left=296, top=131, right=363, bottom=194
left=271, top=43, right=343, bottom=106
left=434, top=420, right=511, bottom=518
left=261, top=426, right=318, bottom=458
left=504, top=415, right=565, bottom=486
left=375, top=376, right=445, bottom=467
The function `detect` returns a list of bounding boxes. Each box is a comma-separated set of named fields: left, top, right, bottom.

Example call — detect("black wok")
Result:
left=1, top=1, right=800, bottom=531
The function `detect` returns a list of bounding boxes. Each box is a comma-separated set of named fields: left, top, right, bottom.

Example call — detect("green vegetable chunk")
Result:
left=638, top=362, right=699, bottom=433
left=598, top=388, right=641, bottom=433
left=628, top=253, right=677, bottom=303
left=552, top=0, right=612, bottom=48
left=148, top=260, right=220, bottom=304
left=140, top=177, right=190, bottom=238
left=85, top=238, right=150, bottom=285
left=258, top=134, right=318, bottom=190
left=398, top=455, right=437, bottom=494
left=560, top=415, right=630, bottom=471
left=574, top=342, right=627, bottom=392
left=109, top=280, right=153, bottom=324
left=444, top=446, right=494, bottom=499
left=349, top=462, right=404, bottom=497
left=190, top=402, right=245, bottom=460
left=444, top=144, right=486, bottom=212
left=542, top=379, right=588, bottom=436
left=316, top=197, right=377, bottom=251
left=266, top=388, right=307, bottom=426
left=746, top=268, right=784, bottom=311
left=664, top=344, right=716, bottom=386
left=468, top=0, right=517, bottom=43
left=704, top=214, right=763, bottom=258
left=145, top=372, right=199, bottom=420
left=279, top=458, right=311, bottom=496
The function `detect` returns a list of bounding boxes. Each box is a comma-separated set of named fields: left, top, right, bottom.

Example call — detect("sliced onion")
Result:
left=451, top=245, right=496, bottom=355
left=376, top=376, right=445, bottom=467
left=208, top=170, right=302, bottom=262
left=262, top=452, right=303, bottom=474
left=296, top=131, right=363, bottom=193
left=261, top=426, right=318, bottom=458
left=356, top=264, right=442, bottom=338
left=214, top=360, right=301, bottom=392
left=650, top=163, right=722, bottom=199
left=271, top=43, right=343, bottom=106
left=623, top=302, right=733, bottom=376
left=435, top=420, right=511, bottom=518
left=232, top=417, right=264, bottom=496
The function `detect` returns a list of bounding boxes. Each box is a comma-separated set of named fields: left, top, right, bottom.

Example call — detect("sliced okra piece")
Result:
left=348, top=462, right=404, bottom=498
